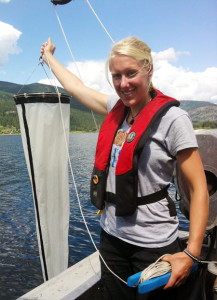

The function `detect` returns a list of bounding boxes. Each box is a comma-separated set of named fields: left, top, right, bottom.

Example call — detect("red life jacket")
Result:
left=90, top=90, right=180, bottom=216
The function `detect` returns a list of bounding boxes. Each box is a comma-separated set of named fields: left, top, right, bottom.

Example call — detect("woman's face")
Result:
left=110, top=54, right=153, bottom=108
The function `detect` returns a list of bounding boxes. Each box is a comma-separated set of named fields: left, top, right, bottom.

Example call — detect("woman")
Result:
left=41, top=37, right=209, bottom=299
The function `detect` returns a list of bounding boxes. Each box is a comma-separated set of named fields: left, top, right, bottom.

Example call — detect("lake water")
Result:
left=0, top=133, right=191, bottom=299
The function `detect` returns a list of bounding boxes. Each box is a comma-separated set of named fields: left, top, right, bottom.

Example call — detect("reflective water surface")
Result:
left=0, top=133, right=189, bottom=299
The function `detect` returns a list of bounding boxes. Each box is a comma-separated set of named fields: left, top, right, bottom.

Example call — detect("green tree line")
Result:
left=193, top=121, right=217, bottom=129
left=0, top=97, right=104, bottom=134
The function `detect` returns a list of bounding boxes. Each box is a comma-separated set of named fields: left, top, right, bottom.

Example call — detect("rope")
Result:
left=16, top=62, right=41, bottom=95
left=15, top=57, right=55, bottom=95
left=53, top=4, right=82, bottom=79
left=138, top=255, right=171, bottom=284
left=40, top=59, right=56, bottom=90
left=52, top=4, right=99, bottom=131
left=86, top=0, right=115, bottom=44
left=84, top=0, right=117, bottom=128
left=138, top=254, right=217, bottom=285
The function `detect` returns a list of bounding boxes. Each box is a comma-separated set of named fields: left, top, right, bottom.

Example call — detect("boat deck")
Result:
left=17, top=231, right=217, bottom=300
left=17, top=251, right=101, bottom=300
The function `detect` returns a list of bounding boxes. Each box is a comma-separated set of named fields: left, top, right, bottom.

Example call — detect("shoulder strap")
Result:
left=94, top=100, right=127, bottom=171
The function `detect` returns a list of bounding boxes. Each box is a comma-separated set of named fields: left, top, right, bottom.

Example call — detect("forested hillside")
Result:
left=0, top=81, right=104, bottom=134
left=0, top=80, right=217, bottom=134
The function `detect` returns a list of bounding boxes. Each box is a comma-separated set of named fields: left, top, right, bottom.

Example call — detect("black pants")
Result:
left=99, top=229, right=203, bottom=300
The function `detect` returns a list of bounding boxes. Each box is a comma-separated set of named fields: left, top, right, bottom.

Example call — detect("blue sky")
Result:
left=0, top=0, right=217, bottom=101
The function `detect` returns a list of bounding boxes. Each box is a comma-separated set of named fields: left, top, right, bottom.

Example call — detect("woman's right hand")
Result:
left=41, top=37, right=56, bottom=64
left=39, top=37, right=108, bottom=115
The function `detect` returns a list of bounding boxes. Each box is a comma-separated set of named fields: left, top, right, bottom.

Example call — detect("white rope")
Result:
left=86, top=0, right=115, bottom=44
left=16, top=57, right=56, bottom=95
left=53, top=4, right=82, bottom=79
left=138, top=255, right=171, bottom=284
left=136, top=254, right=217, bottom=286
left=53, top=4, right=99, bottom=131
left=40, top=59, right=56, bottom=89
left=16, top=62, right=41, bottom=95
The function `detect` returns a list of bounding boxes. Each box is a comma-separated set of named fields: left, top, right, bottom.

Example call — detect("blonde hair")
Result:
left=106, top=37, right=154, bottom=91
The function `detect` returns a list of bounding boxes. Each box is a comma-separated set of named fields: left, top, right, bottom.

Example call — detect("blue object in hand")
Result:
left=127, top=263, right=198, bottom=294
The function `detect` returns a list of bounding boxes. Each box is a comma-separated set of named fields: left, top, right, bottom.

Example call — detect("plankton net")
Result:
left=14, top=92, right=71, bottom=281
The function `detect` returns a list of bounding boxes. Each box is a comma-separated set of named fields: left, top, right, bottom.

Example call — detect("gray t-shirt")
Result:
left=100, top=94, right=198, bottom=248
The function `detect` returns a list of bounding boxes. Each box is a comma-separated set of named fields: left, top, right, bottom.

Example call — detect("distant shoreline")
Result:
left=1, top=128, right=217, bottom=136
left=0, top=133, right=20, bottom=136
left=0, top=131, right=98, bottom=136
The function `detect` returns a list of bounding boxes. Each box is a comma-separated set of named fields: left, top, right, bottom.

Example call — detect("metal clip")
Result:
left=39, top=55, right=44, bottom=66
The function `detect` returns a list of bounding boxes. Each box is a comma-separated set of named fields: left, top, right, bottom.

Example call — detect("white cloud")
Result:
left=152, top=49, right=217, bottom=101
left=39, top=60, right=115, bottom=95
left=0, top=0, right=11, bottom=2
left=152, top=48, right=190, bottom=64
left=211, top=95, right=217, bottom=101
left=0, top=21, right=22, bottom=66
left=67, top=60, right=114, bottom=94
left=39, top=48, right=217, bottom=101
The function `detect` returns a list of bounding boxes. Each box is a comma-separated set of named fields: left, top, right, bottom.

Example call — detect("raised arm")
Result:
left=162, top=148, right=209, bottom=289
left=41, top=38, right=108, bottom=116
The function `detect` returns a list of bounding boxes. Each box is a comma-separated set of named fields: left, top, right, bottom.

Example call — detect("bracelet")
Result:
left=184, top=249, right=201, bottom=263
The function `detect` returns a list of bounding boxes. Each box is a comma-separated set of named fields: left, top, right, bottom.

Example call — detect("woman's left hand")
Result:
left=163, top=147, right=208, bottom=289
left=161, top=251, right=194, bottom=289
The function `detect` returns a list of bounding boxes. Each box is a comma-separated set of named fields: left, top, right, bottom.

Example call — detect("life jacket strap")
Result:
left=105, top=185, right=177, bottom=217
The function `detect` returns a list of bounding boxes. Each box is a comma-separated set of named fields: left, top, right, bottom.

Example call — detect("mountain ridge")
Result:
left=0, top=80, right=217, bottom=133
